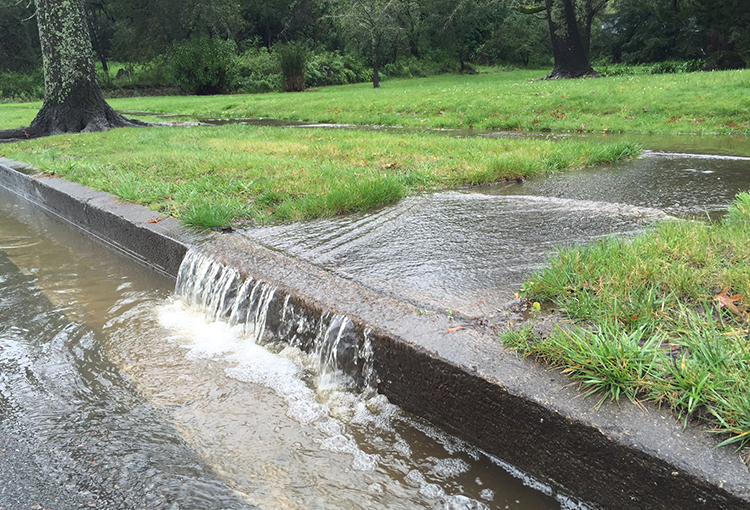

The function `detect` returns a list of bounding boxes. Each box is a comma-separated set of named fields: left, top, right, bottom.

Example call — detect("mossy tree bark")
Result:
left=0, top=0, right=144, bottom=141
left=520, top=0, right=607, bottom=79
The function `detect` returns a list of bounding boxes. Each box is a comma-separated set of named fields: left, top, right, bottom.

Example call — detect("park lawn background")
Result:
left=2, top=68, right=750, bottom=134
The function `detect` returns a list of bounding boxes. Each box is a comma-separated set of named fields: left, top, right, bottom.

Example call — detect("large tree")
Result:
left=518, top=0, right=609, bottom=78
left=0, top=0, right=143, bottom=141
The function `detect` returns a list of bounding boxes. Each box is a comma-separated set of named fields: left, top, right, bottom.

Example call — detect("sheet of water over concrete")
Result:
left=242, top=193, right=663, bottom=318
left=240, top=151, right=750, bottom=319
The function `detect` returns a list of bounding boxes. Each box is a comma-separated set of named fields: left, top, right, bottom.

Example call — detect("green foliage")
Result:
left=0, top=69, right=44, bottom=102
left=181, top=197, right=243, bottom=229
left=702, top=51, right=747, bottom=71
left=507, top=305, right=750, bottom=446
left=97, top=58, right=175, bottom=94
left=306, top=51, right=369, bottom=87
left=724, top=192, right=750, bottom=227
left=236, top=48, right=281, bottom=93
left=0, top=0, right=40, bottom=72
left=596, top=60, right=705, bottom=77
left=381, top=56, right=448, bottom=79
left=475, top=11, right=551, bottom=67
left=514, top=190, right=750, bottom=446
left=169, top=37, right=238, bottom=95
left=648, top=60, right=679, bottom=74
left=681, top=59, right=706, bottom=73
left=277, top=41, right=309, bottom=92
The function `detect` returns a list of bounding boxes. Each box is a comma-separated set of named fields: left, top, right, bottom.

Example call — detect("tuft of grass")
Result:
left=0, top=124, right=639, bottom=228
left=181, top=198, right=242, bottom=229
left=510, top=192, right=750, bottom=447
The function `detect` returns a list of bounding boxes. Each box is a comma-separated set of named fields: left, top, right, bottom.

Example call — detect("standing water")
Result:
left=0, top=187, right=571, bottom=508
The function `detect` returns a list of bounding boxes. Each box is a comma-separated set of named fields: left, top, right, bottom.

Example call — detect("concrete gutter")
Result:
left=1, top=160, right=748, bottom=510
left=0, top=158, right=205, bottom=277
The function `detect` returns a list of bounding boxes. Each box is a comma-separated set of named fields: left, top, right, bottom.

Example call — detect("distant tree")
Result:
left=517, top=0, right=609, bottom=78
left=476, top=10, right=551, bottom=66
left=334, top=0, right=400, bottom=88
left=0, top=0, right=41, bottom=72
left=393, top=0, right=427, bottom=58
left=85, top=0, right=115, bottom=74
left=592, top=0, right=705, bottom=63
left=0, top=0, right=143, bottom=141
left=684, top=0, right=750, bottom=53
left=437, top=0, right=505, bottom=73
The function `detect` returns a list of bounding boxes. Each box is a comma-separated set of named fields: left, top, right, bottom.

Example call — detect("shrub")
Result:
left=169, top=37, right=238, bottom=95
left=0, top=69, right=44, bottom=101
left=236, top=47, right=282, bottom=93
left=277, top=41, right=308, bottom=92
left=702, top=51, right=747, bottom=71
left=680, top=59, right=705, bottom=73
left=382, top=56, right=441, bottom=79
left=306, top=51, right=368, bottom=87
left=596, top=63, right=638, bottom=77
left=648, top=60, right=678, bottom=74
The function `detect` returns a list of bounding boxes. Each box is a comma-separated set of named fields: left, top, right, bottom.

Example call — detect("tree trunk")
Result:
left=0, top=0, right=144, bottom=141
left=543, top=0, right=599, bottom=79
left=371, top=34, right=380, bottom=89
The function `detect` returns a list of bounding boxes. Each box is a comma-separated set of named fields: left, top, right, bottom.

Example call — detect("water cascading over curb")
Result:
left=175, top=248, right=377, bottom=389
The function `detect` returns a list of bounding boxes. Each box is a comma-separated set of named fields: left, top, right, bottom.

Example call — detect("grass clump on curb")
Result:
left=506, top=192, right=750, bottom=448
left=0, top=124, right=639, bottom=228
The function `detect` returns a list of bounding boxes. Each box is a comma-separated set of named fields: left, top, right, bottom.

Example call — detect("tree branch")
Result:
left=517, top=4, right=546, bottom=15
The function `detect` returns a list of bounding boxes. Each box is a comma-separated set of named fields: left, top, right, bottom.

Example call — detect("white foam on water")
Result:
left=430, top=457, right=471, bottom=478
left=646, top=150, right=750, bottom=162
left=158, top=299, right=395, bottom=473
left=157, top=298, right=506, bottom=508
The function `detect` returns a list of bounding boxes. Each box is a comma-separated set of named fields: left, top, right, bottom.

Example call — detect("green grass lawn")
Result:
left=508, top=192, right=750, bottom=448
left=2, top=68, right=749, bottom=134
left=0, top=124, right=638, bottom=227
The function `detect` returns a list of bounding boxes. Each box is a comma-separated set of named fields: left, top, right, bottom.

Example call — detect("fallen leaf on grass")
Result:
left=714, top=288, right=744, bottom=316
left=444, top=326, right=465, bottom=334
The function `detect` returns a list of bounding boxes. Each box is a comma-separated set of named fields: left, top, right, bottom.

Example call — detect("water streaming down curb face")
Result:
left=175, top=248, right=373, bottom=386
left=172, top=247, right=579, bottom=510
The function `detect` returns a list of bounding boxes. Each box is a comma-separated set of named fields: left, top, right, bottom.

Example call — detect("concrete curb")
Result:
left=0, top=158, right=205, bottom=277
left=1, top=161, right=748, bottom=510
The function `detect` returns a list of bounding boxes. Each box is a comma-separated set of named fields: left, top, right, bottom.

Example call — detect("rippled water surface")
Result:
left=0, top=187, right=566, bottom=509
left=242, top=149, right=749, bottom=317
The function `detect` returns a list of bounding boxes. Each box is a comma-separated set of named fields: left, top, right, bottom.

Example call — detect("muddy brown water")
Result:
left=0, top=186, right=568, bottom=509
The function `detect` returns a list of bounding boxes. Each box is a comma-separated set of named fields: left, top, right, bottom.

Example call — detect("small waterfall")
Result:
left=175, top=247, right=375, bottom=387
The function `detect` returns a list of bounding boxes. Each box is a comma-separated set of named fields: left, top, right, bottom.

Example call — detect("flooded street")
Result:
left=2, top=126, right=748, bottom=509
left=0, top=186, right=564, bottom=509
